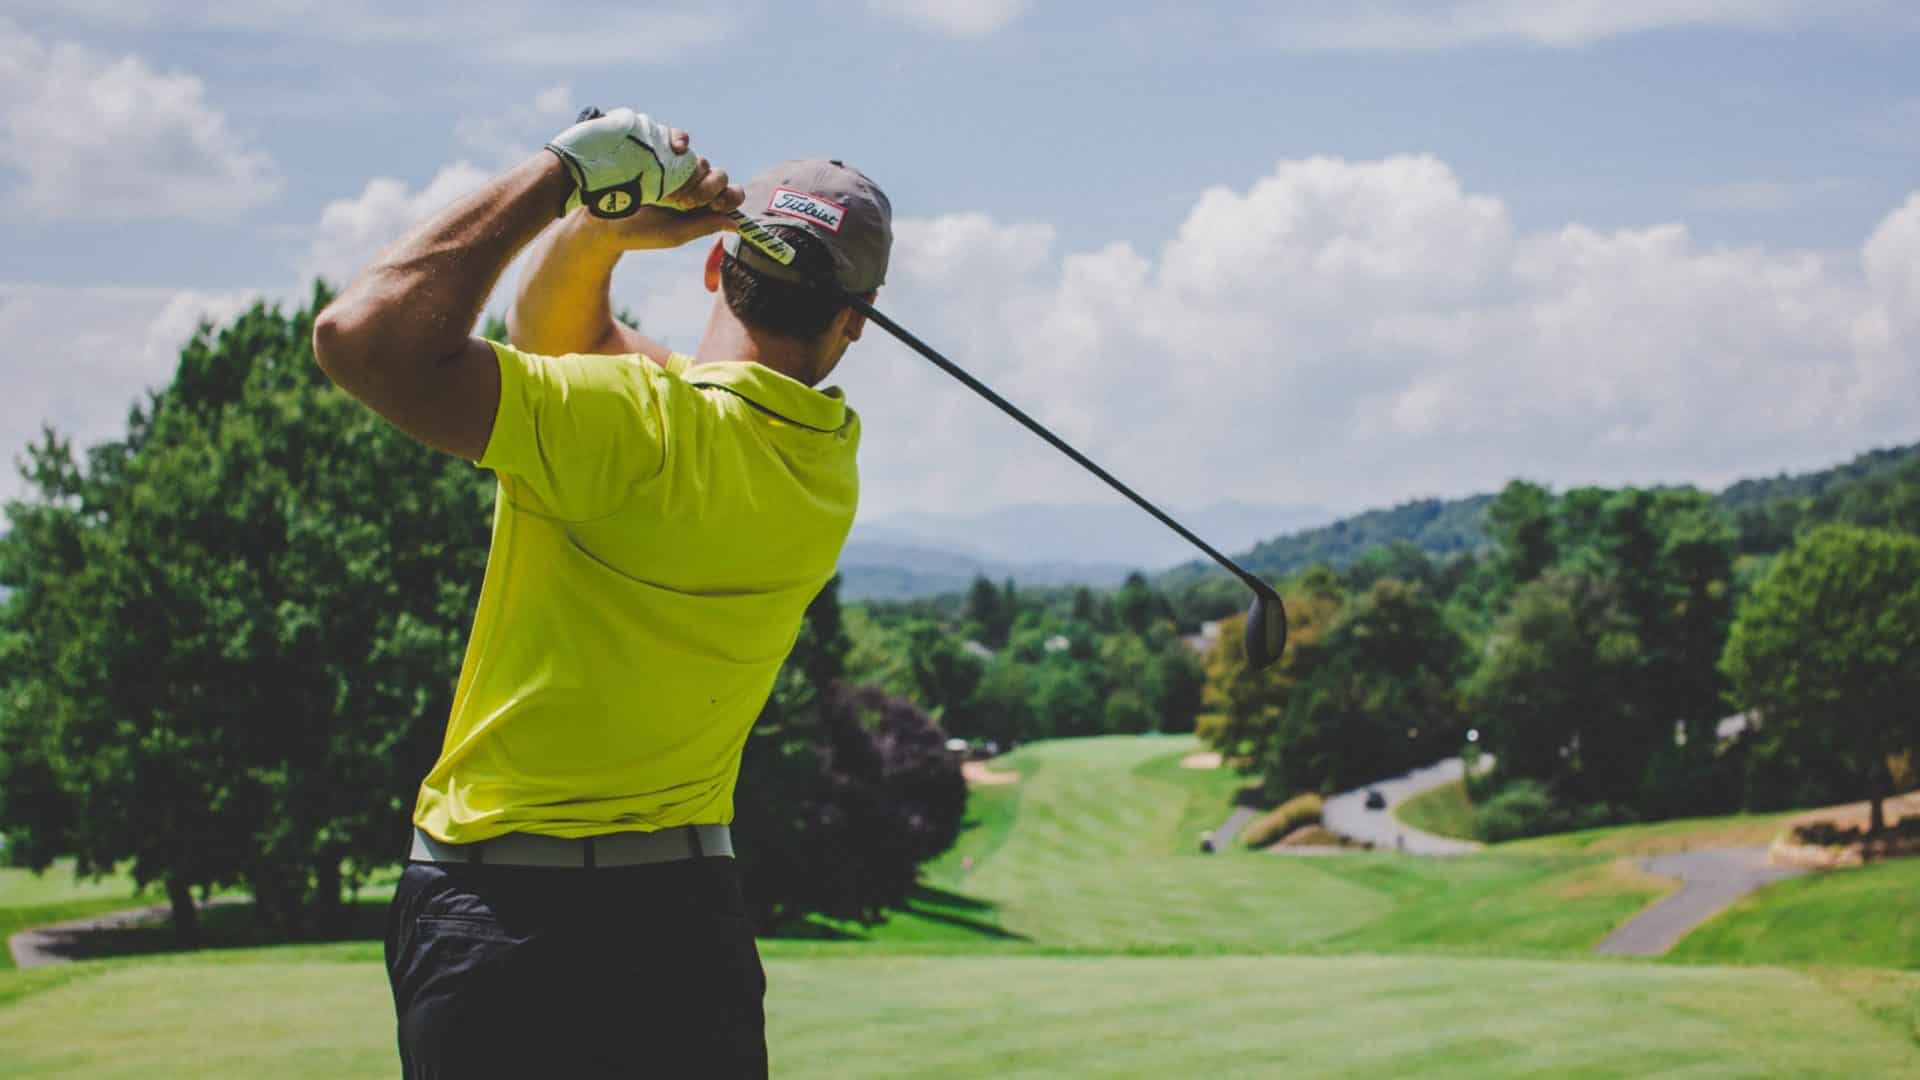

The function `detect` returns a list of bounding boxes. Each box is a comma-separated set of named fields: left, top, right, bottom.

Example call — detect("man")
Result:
left=313, top=107, right=891, bottom=1078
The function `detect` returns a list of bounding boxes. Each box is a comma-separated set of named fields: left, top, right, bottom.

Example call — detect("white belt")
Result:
left=409, top=825, right=733, bottom=868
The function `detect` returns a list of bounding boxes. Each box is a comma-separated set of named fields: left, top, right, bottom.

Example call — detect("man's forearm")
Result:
left=315, top=153, right=572, bottom=376
left=505, top=213, right=627, bottom=356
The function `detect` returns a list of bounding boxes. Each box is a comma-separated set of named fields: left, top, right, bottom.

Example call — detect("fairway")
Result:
left=3, top=735, right=1915, bottom=1075
left=1, top=948, right=1915, bottom=1077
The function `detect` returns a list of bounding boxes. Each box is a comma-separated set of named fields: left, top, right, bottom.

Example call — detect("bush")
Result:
left=1473, top=781, right=1572, bottom=842
left=1241, top=793, right=1324, bottom=848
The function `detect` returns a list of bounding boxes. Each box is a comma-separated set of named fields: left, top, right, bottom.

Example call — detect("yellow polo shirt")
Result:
left=412, top=341, right=859, bottom=842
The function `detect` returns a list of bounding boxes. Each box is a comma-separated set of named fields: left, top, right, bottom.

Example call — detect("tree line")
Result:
left=0, top=293, right=963, bottom=941
left=1198, top=474, right=1920, bottom=840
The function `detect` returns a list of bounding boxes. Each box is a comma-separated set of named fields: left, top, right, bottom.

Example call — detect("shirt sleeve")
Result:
left=477, top=340, right=669, bottom=521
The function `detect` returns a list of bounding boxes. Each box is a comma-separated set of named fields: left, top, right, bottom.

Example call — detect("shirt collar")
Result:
left=678, top=357, right=849, bottom=433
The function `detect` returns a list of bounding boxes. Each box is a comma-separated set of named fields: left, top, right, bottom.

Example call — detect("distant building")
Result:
left=1182, top=620, right=1222, bottom=656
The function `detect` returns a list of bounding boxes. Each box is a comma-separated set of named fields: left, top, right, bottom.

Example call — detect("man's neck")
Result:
left=696, top=310, right=822, bottom=386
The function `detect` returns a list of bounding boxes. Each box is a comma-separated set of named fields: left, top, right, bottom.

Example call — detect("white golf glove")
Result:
left=545, top=106, right=700, bottom=219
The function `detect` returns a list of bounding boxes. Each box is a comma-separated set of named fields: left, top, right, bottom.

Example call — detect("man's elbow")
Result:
left=312, top=303, right=372, bottom=384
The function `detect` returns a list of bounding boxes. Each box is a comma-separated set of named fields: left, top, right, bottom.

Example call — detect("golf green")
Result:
left=0, top=948, right=1914, bottom=1076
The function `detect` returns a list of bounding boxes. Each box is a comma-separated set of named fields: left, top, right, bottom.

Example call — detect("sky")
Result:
left=2, top=1, right=1918, bottom=525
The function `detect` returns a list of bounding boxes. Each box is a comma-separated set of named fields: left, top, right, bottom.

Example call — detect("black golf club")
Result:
left=724, top=208, right=1288, bottom=668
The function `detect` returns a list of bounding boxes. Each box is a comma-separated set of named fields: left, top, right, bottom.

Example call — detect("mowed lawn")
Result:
left=0, top=947, right=1916, bottom=1077
left=3, top=735, right=1917, bottom=1076
left=1669, top=857, right=1920, bottom=969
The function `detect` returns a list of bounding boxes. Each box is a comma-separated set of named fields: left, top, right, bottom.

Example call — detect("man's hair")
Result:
left=720, top=228, right=849, bottom=341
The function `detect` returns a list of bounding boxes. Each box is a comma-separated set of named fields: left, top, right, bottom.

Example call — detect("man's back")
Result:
left=413, top=343, right=860, bottom=843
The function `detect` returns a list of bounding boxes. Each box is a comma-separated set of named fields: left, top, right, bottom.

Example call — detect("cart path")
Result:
left=1322, top=757, right=1486, bottom=856
left=1205, top=805, right=1259, bottom=851
left=8, top=897, right=244, bottom=969
left=1594, top=847, right=1805, bottom=956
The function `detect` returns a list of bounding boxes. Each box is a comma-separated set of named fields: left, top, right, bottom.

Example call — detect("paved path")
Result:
left=1594, top=847, right=1804, bottom=956
left=8, top=897, right=243, bottom=968
left=1322, top=757, right=1486, bottom=856
left=1204, top=805, right=1258, bottom=851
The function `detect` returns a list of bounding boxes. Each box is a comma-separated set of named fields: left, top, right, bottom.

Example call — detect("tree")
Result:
left=1197, top=568, right=1343, bottom=776
left=1264, top=579, right=1468, bottom=796
left=0, top=290, right=492, bottom=940
left=1485, top=480, right=1556, bottom=593
left=1467, top=572, right=1644, bottom=812
left=964, top=575, right=1013, bottom=648
left=1722, top=525, right=1920, bottom=835
left=733, top=579, right=967, bottom=928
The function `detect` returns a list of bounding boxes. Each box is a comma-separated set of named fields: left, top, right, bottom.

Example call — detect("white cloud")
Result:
left=1692, top=177, right=1853, bottom=213
left=14, top=3, right=738, bottom=66
left=0, top=284, right=256, bottom=504
left=302, top=162, right=492, bottom=287
left=867, top=0, right=1029, bottom=37
left=1259, top=0, right=1882, bottom=51
left=817, top=156, right=1920, bottom=518
left=0, top=19, right=280, bottom=221
left=457, top=84, right=575, bottom=168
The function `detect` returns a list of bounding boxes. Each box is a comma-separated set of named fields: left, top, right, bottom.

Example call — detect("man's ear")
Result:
left=843, top=289, right=878, bottom=342
left=704, top=240, right=726, bottom=293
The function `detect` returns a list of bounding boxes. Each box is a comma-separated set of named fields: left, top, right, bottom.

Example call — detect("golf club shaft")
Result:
left=839, top=293, right=1268, bottom=594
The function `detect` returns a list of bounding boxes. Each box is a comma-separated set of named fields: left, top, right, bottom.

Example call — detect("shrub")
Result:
left=1241, top=793, right=1324, bottom=848
left=1473, top=780, right=1572, bottom=842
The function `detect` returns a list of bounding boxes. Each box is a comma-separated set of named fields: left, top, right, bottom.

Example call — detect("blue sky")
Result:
left=3, top=1, right=1918, bottom=522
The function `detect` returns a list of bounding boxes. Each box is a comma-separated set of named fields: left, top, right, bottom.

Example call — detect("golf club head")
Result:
left=1243, top=581, right=1288, bottom=670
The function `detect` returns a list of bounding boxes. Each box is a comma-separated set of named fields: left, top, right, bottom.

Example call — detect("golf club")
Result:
left=726, top=210, right=1289, bottom=669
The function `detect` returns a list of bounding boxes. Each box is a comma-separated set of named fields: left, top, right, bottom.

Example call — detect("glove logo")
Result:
left=597, top=190, right=634, bottom=216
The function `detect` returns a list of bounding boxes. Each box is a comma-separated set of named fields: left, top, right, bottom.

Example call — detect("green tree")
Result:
left=964, top=575, right=1013, bottom=648
left=1198, top=569, right=1343, bottom=774
left=0, top=290, right=493, bottom=941
left=1264, top=579, right=1468, bottom=796
left=1467, top=572, right=1644, bottom=811
left=1722, top=525, right=1920, bottom=834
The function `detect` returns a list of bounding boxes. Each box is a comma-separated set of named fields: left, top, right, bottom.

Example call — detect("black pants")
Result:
left=385, top=855, right=767, bottom=1078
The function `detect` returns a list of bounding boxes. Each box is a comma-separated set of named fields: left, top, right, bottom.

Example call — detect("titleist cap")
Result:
left=723, top=159, right=892, bottom=293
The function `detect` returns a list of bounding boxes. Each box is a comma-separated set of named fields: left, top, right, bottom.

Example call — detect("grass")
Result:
left=1395, top=777, right=1479, bottom=841
left=1669, top=858, right=1920, bottom=969
left=1128, top=738, right=1257, bottom=849
left=4, top=734, right=1916, bottom=1075
left=1502, top=808, right=1800, bottom=856
left=0, top=948, right=1915, bottom=1077
left=0, top=860, right=155, bottom=971
left=797, top=737, right=1667, bottom=957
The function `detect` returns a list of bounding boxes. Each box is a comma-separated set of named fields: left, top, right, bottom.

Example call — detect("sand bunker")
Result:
left=963, top=761, right=1021, bottom=786
left=1180, top=751, right=1223, bottom=770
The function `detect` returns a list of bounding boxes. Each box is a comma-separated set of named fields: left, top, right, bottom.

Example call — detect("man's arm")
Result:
left=507, top=191, right=739, bottom=361
left=313, top=118, right=739, bottom=461
left=313, top=153, right=569, bottom=461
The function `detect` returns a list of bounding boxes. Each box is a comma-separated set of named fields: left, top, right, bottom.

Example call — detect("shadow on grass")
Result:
left=22, top=898, right=388, bottom=964
left=764, top=884, right=1029, bottom=943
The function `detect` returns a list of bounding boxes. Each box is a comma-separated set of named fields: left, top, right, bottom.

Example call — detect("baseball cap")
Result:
left=721, top=159, right=892, bottom=294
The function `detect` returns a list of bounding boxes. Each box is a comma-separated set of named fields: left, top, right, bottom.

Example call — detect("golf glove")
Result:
left=546, top=107, right=699, bottom=219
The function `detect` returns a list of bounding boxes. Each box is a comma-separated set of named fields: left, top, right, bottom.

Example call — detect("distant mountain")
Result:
left=1160, top=439, right=1920, bottom=589
left=1160, top=494, right=1494, bottom=588
left=859, top=500, right=1329, bottom=571
left=837, top=535, right=1132, bottom=601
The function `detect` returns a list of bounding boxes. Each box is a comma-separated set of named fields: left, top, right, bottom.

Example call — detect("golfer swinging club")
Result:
left=314, top=106, right=890, bottom=1077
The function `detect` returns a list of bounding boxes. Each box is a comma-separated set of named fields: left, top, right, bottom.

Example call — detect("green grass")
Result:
left=0, top=860, right=156, bottom=971
left=1395, top=777, right=1479, bottom=841
left=4, top=735, right=1914, bottom=1076
left=1502, top=808, right=1800, bottom=856
left=817, top=737, right=1667, bottom=957
left=1669, top=858, right=1920, bottom=969
left=1127, top=739, right=1258, bottom=849
left=1, top=947, right=1915, bottom=1077
left=0, top=859, right=143, bottom=909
